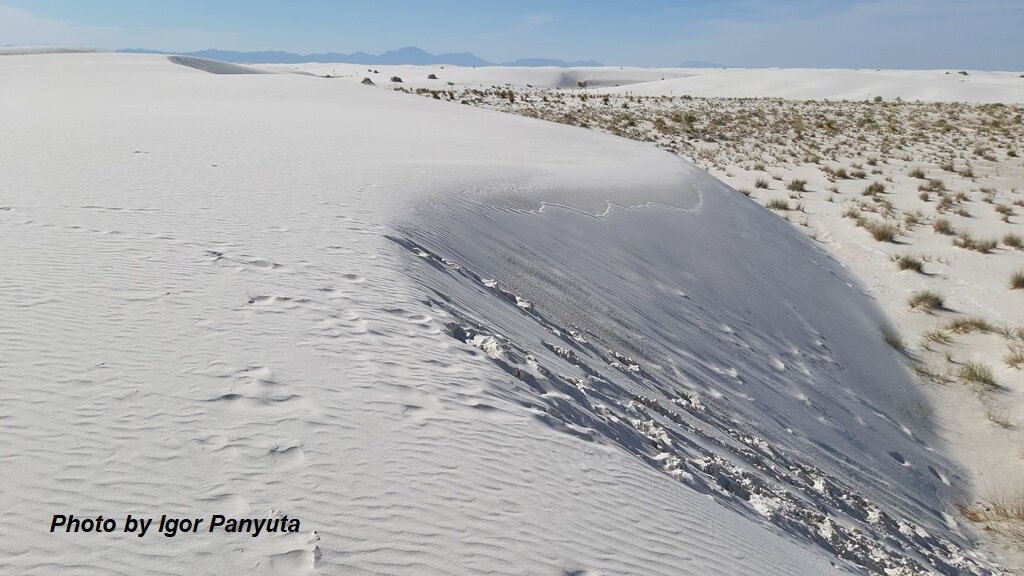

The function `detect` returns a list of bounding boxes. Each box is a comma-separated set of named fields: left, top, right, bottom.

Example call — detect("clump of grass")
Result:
left=908, top=290, right=944, bottom=312
left=936, top=195, right=953, bottom=213
left=766, top=198, right=791, bottom=211
left=754, top=177, right=770, bottom=189
left=933, top=218, right=954, bottom=235
left=909, top=167, right=926, bottom=179
left=919, top=191, right=930, bottom=202
left=894, top=254, right=924, bottom=272
left=865, top=221, right=898, bottom=242
left=882, top=326, right=905, bottom=352
left=1004, top=233, right=1023, bottom=249
left=1011, top=270, right=1024, bottom=290
left=786, top=179, right=807, bottom=192
left=986, top=406, right=1014, bottom=429
left=958, top=361, right=996, bottom=389
left=922, top=328, right=952, bottom=345
left=945, top=317, right=993, bottom=334
left=959, top=492, right=1024, bottom=541
left=919, top=178, right=946, bottom=192
left=953, top=232, right=997, bottom=253
left=1006, top=348, right=1024, bottom=369
left=862, top=181, right=886, bottom=196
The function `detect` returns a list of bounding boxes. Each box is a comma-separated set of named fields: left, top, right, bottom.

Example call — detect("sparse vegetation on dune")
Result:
left=1011, top=270, right=1024, bottom=290
left=908, top=290, right=944, bottom=312
left=893, top=254, right=924, bottom=273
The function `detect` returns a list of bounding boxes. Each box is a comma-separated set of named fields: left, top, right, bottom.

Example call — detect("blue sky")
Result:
left=2, top=0, right=1022, bottom=69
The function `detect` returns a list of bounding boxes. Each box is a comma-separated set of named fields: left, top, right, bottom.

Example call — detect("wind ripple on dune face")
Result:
left=389, top=184, right=1007, bottom=575
left=0, top=190, right=845, bottom=576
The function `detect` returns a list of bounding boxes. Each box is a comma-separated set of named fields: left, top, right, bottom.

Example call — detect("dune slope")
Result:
left=0, top=53, right=1009, bottom=575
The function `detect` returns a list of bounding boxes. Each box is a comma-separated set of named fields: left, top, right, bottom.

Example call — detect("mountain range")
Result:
left=117, top=46, right=603, bottom=67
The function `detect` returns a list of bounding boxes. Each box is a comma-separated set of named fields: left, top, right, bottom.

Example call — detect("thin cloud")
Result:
left=0, top=4, right=237, bottom=51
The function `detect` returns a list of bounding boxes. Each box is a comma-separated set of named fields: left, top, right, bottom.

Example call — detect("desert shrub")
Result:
left=1003, top=233, right=1023, bottom=249
left=862, top=181, right=886, bottom=196
left=882, top=327, right=905, bottom=351
left=1011, top=270, right=1024, bottom=290
left=958, top=361, right=996, bottom=389
left=894, top=254, right=924, bottom=272
left=908, top=290, right=944, bottom=312
left=766, top=198, right=791, bottom=211
left=787, top=179, right=807, bottom=192
left=1006, top=348, right=1024, bottom=369
left=945, top=317, right=992, bottom=334
left=755, top=177, right=770, bottom=189
left=865, top=221, right=898, bottom=242
left=953, top=232, right=997, bottom=253
left=909, top=168, right=926, bottom=178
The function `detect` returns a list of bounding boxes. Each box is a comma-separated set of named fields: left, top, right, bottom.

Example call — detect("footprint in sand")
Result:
left=888, top=450, right=908, bottom=466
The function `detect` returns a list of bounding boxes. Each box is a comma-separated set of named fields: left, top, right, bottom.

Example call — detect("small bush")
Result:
left=390, top=76, right=403, bottom=83
left=766, top=198, right=791, bottom=211
left=755, top=177, right=770, bottom=189
left=909, top=168, right=926, bottom=179
left=865, top=221, right=898, bottom=242
left=1004, top=233, right=1023, bottom=249
left=945, top=317, right=992, bottom=334
left=908, top=290, right=944, bottom=312
left=786, top=179, right=807, bottom=192
left=953, top=232, right=997, bottom=253
left=427, top=73, right=439, bottom=80
left=922, top=329, right=952, bottom=345
left=862, top=182, right=886, bottom=196
left=920, top=179, right=946, bottom=192
left=895, top=254, right=924, bottom=272
left=1011, top=270, right=1024, bottom=290
left=1006, top=348, right=1024, bottom=369
left=933, top=216, right=954, bottom=231
left=958, top=361, right=996, bottom=389
left=882, top=327, right=905, bottom=352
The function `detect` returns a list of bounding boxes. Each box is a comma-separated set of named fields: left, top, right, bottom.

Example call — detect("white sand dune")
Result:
left=284, top=62, right=1023, bottom=104
left=268, top=62, right=691, bottom=90
left=166, top=55, right=268, bottom=75
left=0, top=45, right=103, bottom=56
left=598, top=68, right=1024, bottom=103
left=0, top=53, right=1011, bottom=575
